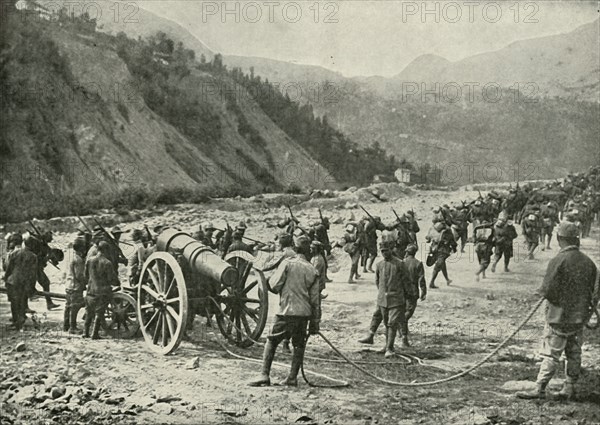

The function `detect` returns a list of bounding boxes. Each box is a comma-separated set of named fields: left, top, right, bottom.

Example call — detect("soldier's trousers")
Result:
left=64, top=290, right=85, bottom=330
left=85, top=294, right=112, bottom=333
left=379, top=305, right=405, bottom=332
left=403, top=297, right=419, bottom=337
left=36, top=269, right=53, bottom=305
left=7, top=284, right=27, bottom=329
left=368, top=301, right=412, bottom=335
left=493, top=245, right=513, bottom=267
left=536, top=324, right=583, bottom=386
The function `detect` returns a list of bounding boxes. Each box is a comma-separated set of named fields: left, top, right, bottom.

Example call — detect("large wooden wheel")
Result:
left=216, top=251, right=269, bottom=348
left=137, top=252, right=188, bottom=355
left=103, top=291, right=140, bottom=339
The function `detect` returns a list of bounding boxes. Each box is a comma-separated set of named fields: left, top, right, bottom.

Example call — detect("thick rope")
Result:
left=315, top=297, right=545, bottom=387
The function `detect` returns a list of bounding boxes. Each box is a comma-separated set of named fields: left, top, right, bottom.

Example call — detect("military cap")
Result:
left=557, top=222, right=579, bottom=238
left=310, top=240, right=323, bottom=249
left=406, top=244, right=418, bottom=255
left=433, top=222, right=446, bottom=232
left=203, top=221, right=216, bottom=231
left=399, top=214, right=410, bottom=223
left=294, top=235, right=311, bottom=249
left=232, top=230, right=244, bottom=239
left=73, top=237, right=87, bottom=253
left=131, top=229, right=145, bottom=242
left=406, top=210, right=415, bottom=216
left=345, top=223, right=357, bottom=232
left=237, top=221, right=248, bottom=229
left=474, top=200, right=482, bottom=206
left=111, top=226, right=125, bottom=234
left=98, top=240, right=111, bottom=254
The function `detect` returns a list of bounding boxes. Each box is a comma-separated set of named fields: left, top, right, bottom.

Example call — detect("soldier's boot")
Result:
left=490, top=259, right=498, bottom=273
left=63, top=307, right=71, bottom=332
left=546, top=235, right=552, bottom=250
left=347, top=272, right=355, bottom=284
left=280, top=346, right=304, bottom=386
left=69, top=308, right=80, bottom=334
left=556, top=382, right=576, bottom=401
left=248, top=341, right=276, bottom=386
left=384, top=328, right=397, bottom=358
left=367, top=258, right=375, bottom=273
left=516, top=383, right=547, bottom=400
left=25, top=299, right=35, bottom=314
left=358, top=331, right=374, bottom=345
left=90, top=315, right=102, bottom=340
left=83, top=314, right=92, bottom=338
left=282, top=339, right=291, bottom=353
left=400, top=335, right=410, bottom=348
left=46, top=296, right=60, bottom=311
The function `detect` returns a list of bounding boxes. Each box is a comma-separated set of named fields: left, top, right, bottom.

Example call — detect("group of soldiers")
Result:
left=2, top=166, right=599, bottom=394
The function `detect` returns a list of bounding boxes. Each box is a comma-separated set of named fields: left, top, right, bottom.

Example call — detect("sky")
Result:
left=137, top=1, right=599, bottom=77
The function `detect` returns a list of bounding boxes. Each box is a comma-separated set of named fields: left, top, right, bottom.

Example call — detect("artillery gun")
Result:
left=136, top=229, right=269, bottom=354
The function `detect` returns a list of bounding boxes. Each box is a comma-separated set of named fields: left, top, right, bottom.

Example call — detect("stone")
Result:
left=12, top=385, right=38, bottom=404
left=152, top=403, right=173, bottom=415
left=185, top=356, right=200, bottom=370
left=15, top=342, right=26, bottom=352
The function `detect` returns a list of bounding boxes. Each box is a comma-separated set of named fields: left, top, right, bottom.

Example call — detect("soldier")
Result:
left=248, top=236, right=320, bottom=387
left=452, top=205, right=469, bottom=253
left=3, top=237, right=38, bottom=330
left=127, top=229, right=146, bottom=287
left=191, top=225, right=205, bottom=242
left=522, top=212, right=541, bottom=260
left=201, top=222, right=217, bottom=248
left=110, top=226, right=129, bottom=268
left=314, top=215, right=332, bottom=282
left=490, top=218, right=518, bottom=273
left=375, top=242, right=408, bottom=358
left=84, top=241, right=120, bottom=339
left=516, top=222, right=598, bottom=401
left=392, top=215, right=415, bottom=260
left=406, top=210, right=420, bottom=235
left=402, top=244, right=426, bottom=348
left=336, top=223, right=361, bottom=283
left=75, top=224, right=92, bottom=255
left=27, top=230, right=60, bottom=311
left=310, top=240, right=327, bottom=299
left=540, top=201, right=559, bottom=251
left=425, top=221, right=457, bottom=289
left=362, top=216, right=384, bottom=273
left=227, top=230, right=252, bottom=254
left=473, top=221, right=494, bottom=281
left=64, top=238, right=86, bottom=334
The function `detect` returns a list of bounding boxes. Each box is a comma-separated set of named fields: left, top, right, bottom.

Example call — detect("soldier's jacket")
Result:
left=403, top=256, right=426, bottom=300
left=426, top=227, right=457, bottom=256
left=66, top=251, right=86, bottom=293
left=3, top=247, right=38, bottom=288
left=493, top=224, right=517, bottom=247
left=270, top=256, right=320, bottom=319
left=311, top=253, right=327, bottom=292
left=522, top=218, right=541, bottom=238
left=538, top=246, right=598, bottom=324
left=85, top=254, right=120, bottom=296
left=227, top=239, right=252, bottom=254
left=375, top=256, right=407, bottom=308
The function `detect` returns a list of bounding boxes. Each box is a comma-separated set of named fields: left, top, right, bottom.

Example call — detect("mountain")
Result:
left=389, top=19, right=599, bottom=101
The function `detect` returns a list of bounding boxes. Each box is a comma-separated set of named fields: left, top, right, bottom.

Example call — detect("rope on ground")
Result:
left=315, top=297, right=546, bottom=387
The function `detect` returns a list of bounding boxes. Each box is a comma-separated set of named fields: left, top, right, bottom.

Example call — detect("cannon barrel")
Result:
left=156, top=229, right=239, bottom=287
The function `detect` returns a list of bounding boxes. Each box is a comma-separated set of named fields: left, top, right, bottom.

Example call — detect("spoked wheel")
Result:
left=216, top=251, right=269, bottom=348
left=137, top=252, right=188, bottom=355
left=103, top=291, right=140, bottom=339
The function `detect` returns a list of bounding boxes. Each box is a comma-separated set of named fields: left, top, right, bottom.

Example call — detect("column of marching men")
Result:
left=1, top=166, right=599, bottom=393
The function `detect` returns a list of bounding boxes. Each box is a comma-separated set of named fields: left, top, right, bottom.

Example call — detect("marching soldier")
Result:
left=248, top=236, right=320, bottom=387
left=516, top=222, right=598, bottom=401
left=490, top=217, right=518, bottom=273
left=362, top=216, right=385, bottom=273
left=425, top=221, right=456, bottom=289
left=474, top=221, right=494, bottom=281
left=540, top=201, right=559, bottom=251
left=522, top=212, right=541, bottom=260
left=336, top=223, right=362, bottom=283
left=27, top=230, right=60, bottom=311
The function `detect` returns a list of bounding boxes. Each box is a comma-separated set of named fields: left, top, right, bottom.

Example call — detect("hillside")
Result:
left=0, top=7, right=337, bottom=222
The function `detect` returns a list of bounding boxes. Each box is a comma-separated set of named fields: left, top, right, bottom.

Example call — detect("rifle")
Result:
left=391, top=207, right=402, bottom=222
left=27, top=220, right=60, bottom=270
left=76, top=215, right=93, bottom=234
left=92, top=217, right=129, bottom=263
left=359, top=205, right=376, bottom=222
left=214, top=227, right=265, bottom=245
left=144, top=225, right=153, bottom=243
left=318, top=207, right=324, bottom=223
left=286, top=204, right=309, bottom=234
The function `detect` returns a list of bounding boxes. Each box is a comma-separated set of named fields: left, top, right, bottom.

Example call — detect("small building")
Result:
left=395, top=168, right=411, bottom=183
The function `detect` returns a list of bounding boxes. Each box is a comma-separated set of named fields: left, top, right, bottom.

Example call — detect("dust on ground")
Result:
left=2, top=188, right=599, bottom=425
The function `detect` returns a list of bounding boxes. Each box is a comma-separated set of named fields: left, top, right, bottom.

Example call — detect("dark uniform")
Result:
left=426, top=223, right=457, bottom=288
left=474, top=223, right=494, bottom=280
left=64, top=243, right=86, bottom=333
left=491, top=220, right=518, bottom=272
left=402, top=247, right=426, bottom=347
left=517, top=222, right=598, bottom=400
left=3, top=242, right=38, bottom=329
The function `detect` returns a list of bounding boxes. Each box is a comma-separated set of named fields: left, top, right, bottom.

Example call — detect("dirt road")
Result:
left=2, top=189, right=599, bottom=425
